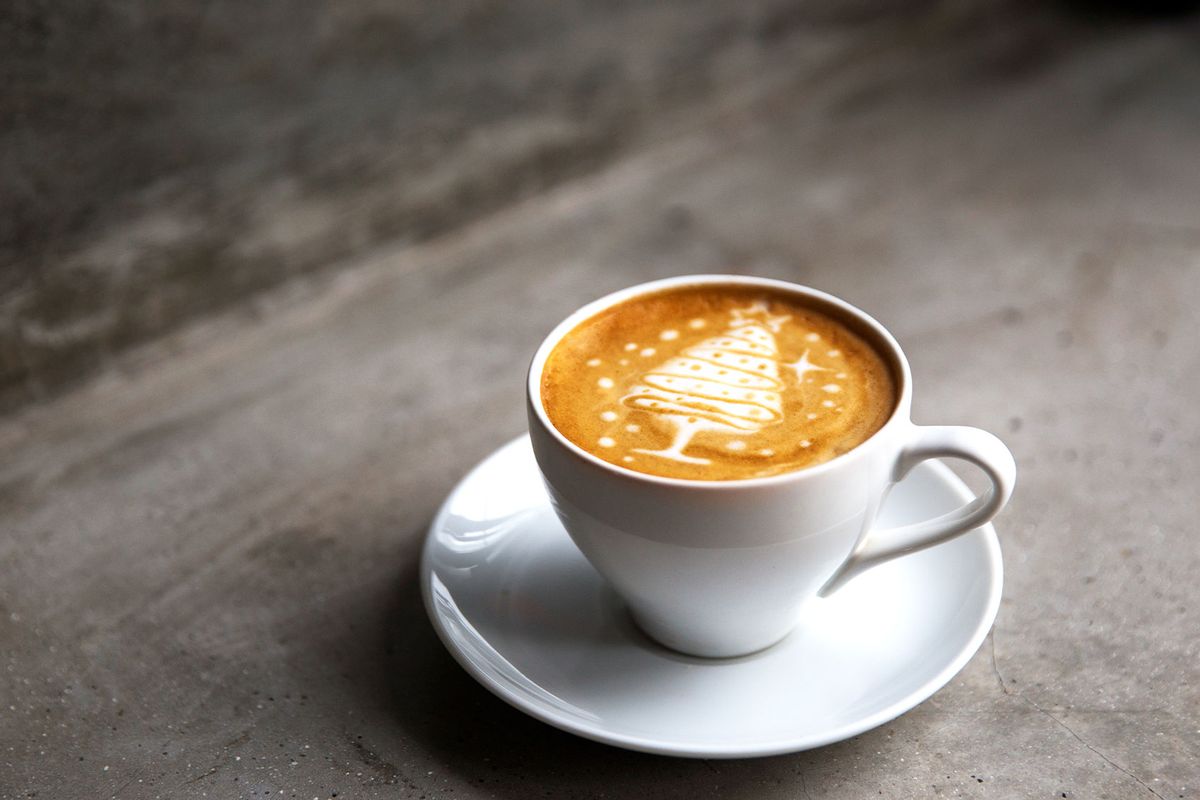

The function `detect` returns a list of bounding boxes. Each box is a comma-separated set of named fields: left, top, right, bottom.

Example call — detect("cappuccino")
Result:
left=540, top=285, right=896, bottom=480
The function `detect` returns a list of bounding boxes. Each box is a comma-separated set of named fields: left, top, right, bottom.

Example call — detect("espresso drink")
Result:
left=541, top=285, right=897, bottom=480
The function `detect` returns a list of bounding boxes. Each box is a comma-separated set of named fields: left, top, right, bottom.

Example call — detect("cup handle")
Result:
left=818, top=425, right=1016, bottom=597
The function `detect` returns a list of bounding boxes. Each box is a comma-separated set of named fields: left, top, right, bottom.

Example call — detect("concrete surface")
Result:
left=2, top=6, right=1200, bottom=800
left=0, top=0, right=968, bottom=412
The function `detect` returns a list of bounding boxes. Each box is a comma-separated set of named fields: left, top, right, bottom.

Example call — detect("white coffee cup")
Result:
left=527, top=275, right=1015, bottom=658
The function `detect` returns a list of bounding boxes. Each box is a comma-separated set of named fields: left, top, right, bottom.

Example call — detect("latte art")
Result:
left=621, top=302, right=787, bottom=464
left=540, top=285, right=897, bottom=480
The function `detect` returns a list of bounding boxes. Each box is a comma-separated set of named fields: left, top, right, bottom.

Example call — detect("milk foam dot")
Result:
left=586, top=358, right=602, bottom=367
left=822, top=384, right=841, bottom=393
left=800, top=439, right=812, bottom=448
left=727, top=440, right=747, bottom=451
left=619, top=359, right=629, bottom=366
left=827, top=349, right=841, bottom=357
left=624, top=343, right=638, bottom=351
left=623, top=456, right=634, bottom=462
left=640, top=347, right=656, bottom=357
left=836, top=372, right=847, bottom=379
left=660, top=329, right=679, bottom=341
left=688, top=318, right=706, bottom=329
left=600, top=411, right=618, bottom=422
left=759, top=448, right=774, bottom=456
left=805, top=332, right=820, bottom=342
left=625, top=423, right=640, bottom=433
left=598, top=437, right=616, bottom=448
left=597, top=377, right=614, bottom=389
left=807, top=413, right=818, bottom=420
left=822, top=399, right=835, bottom=407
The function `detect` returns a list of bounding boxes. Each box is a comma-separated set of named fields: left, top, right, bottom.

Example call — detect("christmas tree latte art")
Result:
left=621, top=303, right=787, bottom=464
left=541, top=285, right=897, bottom=481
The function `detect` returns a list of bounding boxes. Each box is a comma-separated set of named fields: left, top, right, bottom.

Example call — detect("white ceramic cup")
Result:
left=527, top=275, right=1015, bottom=658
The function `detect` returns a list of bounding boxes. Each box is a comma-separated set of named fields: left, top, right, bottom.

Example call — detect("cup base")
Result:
left=629, top=607, right=796, bottom=659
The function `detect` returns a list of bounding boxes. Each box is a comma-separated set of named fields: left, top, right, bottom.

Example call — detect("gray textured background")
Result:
left=2, top=2, right=1199, bottom=798
left=1, top=0, right=950, bottom=412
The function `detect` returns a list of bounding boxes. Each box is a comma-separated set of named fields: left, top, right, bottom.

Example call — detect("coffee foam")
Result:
left=541, top=285, right=897, bottom=481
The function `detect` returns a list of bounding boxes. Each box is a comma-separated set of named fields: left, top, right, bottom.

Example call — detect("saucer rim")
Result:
left=421, top=435, right=1003, bottom=759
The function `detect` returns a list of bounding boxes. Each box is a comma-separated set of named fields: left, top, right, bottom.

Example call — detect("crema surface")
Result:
left=541, top=286, right=897, bottom=480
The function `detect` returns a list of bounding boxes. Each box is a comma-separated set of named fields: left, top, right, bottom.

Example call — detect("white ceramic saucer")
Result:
left=421, top=435, right=1002, bottom=758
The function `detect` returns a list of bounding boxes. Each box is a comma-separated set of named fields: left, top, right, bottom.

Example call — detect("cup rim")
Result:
left=527, top=274, right=913, bottom=489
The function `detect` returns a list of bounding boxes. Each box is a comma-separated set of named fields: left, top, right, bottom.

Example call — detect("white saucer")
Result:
left=421, top=435, right=1002, bottom=758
